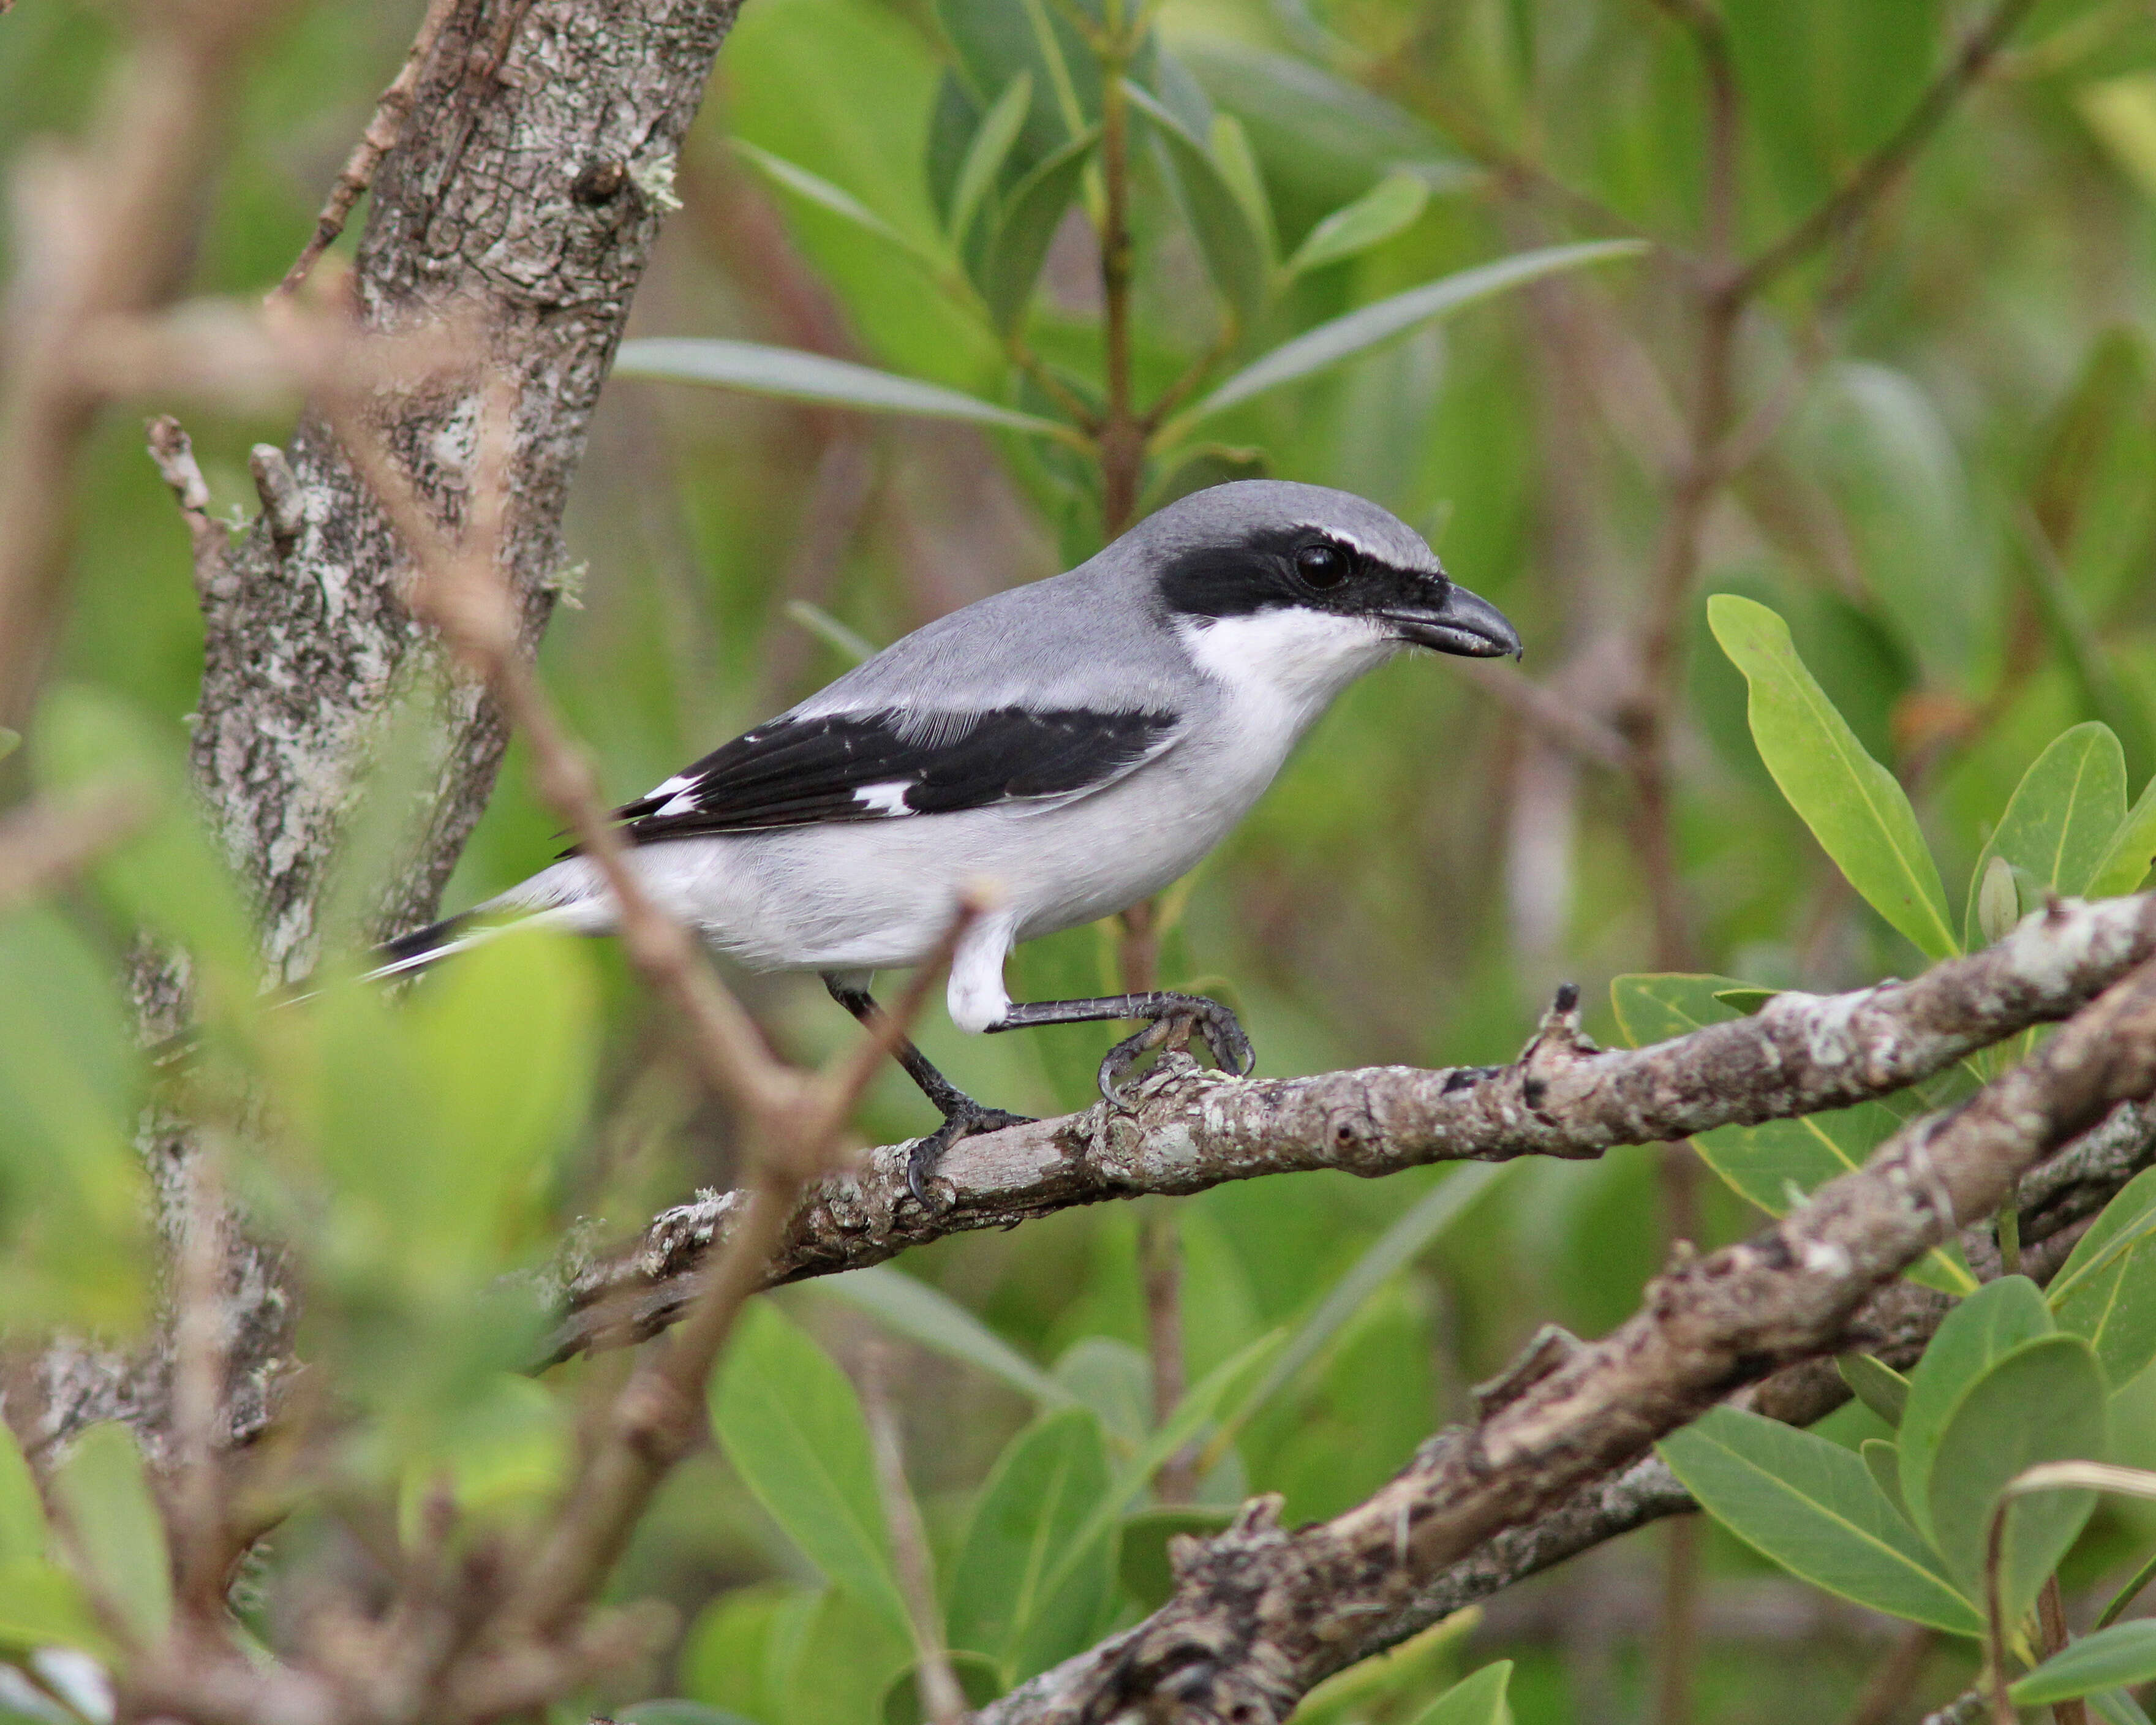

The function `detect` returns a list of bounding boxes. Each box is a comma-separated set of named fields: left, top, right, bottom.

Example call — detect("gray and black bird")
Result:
left=376, top=480, right=1521, bottom=1200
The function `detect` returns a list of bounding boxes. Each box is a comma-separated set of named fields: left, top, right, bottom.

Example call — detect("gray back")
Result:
left=788, top=481, right=1434, bottom=728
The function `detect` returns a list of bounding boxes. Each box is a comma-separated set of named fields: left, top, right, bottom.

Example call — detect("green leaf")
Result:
left=948, top=72, right=1033, bottom=248
left=1207, top=113, right=1277, bottom=271
left=0, top=1557, right=106, bottom=1654
left=1205, top=1164, right=1509, bottom=1462
left=1407, top=1661, right=1513, bottom=1725
left=1839, top=1355, right=1911, bottom=1428
left=2015, top=1619, right=2156, bottom=1706
left=0, top=1422, right=46, bottom=1566
left=1713, top=987, right=1781, bottom=1014
left=2048, top=1166, right=2156, bottom=1388
left=2089, top=771, right=2156, bottom=898
left=1963, top=722, right=2128, bottom=949
left=619, top=1704, right=766, bottom=1725
left=1707, top=595, right=1959, bottom=961
left=0, top=728, right=17, bottom=763
left=946, top=1408, right=1115, bottom=1682
left=614, top=340, right=1074, bottom=439
left=1117, top=1504, right=1235, bottom=1610
left=1861, top=1440, right=1912, bottom=1523
left=1172, top=240, right=1644, bottom=431
left=1657, top=1406, right=1982, bottom=1635
left=711, top=1302, right=912, bottom=1641
left=1125, top=81, right=1269, bottom=322
left=932, top=0, right=1097, bottom=167
left=815, top=1267, right=1074, bottom=1410
left=732, top=140, right=948, bottom=273
left=1053, top=1337, right=1151, bottom=1452
left=881, top=1651, right=1007, bottom=1725
left=50, top=1422, right=172, bottom=1647
left=2094, top=1688, right=2156, bottom=1725
left=1031, top=1332, right=1282, bottom=1618
left=979, top=129, right=1098, bottom=332
left=1284, top=172, right=1430, bottom=276
left=1899, top=1275, right=2056, bottom=1544
left=1924, top=1334, right=2106, bottom=1624
left=1608, top=974, right=1973, bottom=1295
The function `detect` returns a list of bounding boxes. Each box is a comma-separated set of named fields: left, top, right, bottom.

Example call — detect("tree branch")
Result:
left=557, top=895, right=2156, bottom=1356
left=972, top=949, right=2156, bottom=1725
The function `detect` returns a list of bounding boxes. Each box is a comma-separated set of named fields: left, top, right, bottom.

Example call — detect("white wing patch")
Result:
left=852, top=780, right=913, bottom=817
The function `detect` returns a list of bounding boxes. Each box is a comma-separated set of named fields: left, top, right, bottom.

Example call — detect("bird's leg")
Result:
left=986, top=991, right=1256, bottom=1109
left=821, top=973, right=1033, bottom=1207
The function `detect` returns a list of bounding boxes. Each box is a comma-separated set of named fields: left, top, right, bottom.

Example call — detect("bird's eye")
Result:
left=1296, top=544, right=1351, bottom=589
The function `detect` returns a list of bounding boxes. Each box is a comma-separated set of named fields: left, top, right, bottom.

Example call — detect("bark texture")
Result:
left=969, top=951, right=2156, bottom=1725
left=558, top=894, right=2156, bottom=1356
left=32, top=0, right=741, bottom=1456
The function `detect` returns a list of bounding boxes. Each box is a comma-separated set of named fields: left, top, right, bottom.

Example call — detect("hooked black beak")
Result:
left=1384, top=581, right=1522, bottom=660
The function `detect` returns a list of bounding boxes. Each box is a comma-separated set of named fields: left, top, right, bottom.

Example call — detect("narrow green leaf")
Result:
left=1708, top=595, right=1959, bottom=961
left=949, top=72, right=1033, bottom=248
left=2015, top=1620, right=2156, bottom=1706
left=711, top=1302, right=913, bottom=1640
left=946, top=1408, right=1115, bottom=1681
left=2089, top=771, right=2156, bottom=898
left=732, top=140, right=947, bottom=273
left=2048, top=1166, right=2156, bottom=1388
left=615, top=339, right=1074, bottom=439
left=1126, top=81, right=1269, bottom=322
left=1209, top=1166, right=1506, bottom=1459
left=1408, top=1660, right=1513, bottom=1725
left=50, top=1423, right=172, bottom=1647
left=2095, top=1688, right=2156, bottom=1725
left=1840, top=1355, right=1911, bottom=1427
left=816, top=1266, right=1074, bottom=1410
left=1713, top=987, right=1781, bottom=1014
left=1207, top=112, right=1277, bottom=270
left=1033, top=1332, right=1282, bottom=1616
left=1962, top=722, right=2127, bottom=949
left=1925, top=1334, right=2106, bottom=1624
left=979, top=129, right=1098, bottom=331
left=1899, top=1275, right=2055, bottom=1544
left=1657, top=1406, right=1982, bottom=1635
left=1172, top=240, right=1643, bottom=429
left=1609, top=975, right=1974, bottom=1294
left=1284, top=172, right=1430, bottom=276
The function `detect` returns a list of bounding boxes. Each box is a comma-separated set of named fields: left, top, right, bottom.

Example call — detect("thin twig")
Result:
left=1457, top=661, right=1634, bottom=772
left=145, top=415, right=230, bottom=600
left=861, top=1340, right=968, bottom=1725
left=272, top=0, right=464, bottom=300
left=0, top=0, right=295, bottom=723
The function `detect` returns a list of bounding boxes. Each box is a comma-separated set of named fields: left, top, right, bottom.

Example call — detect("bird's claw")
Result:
left=1096, top=994, right=1256, bottom=1110
left=907, top=1099, right=1034, bottom=1212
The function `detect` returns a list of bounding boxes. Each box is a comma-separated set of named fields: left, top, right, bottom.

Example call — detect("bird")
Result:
left=374, top=480, right=1521, bottom=1204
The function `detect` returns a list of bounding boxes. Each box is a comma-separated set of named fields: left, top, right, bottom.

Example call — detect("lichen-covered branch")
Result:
left=559, top=894, right=2155, bottom=1356
left=29, top=0, right=743, bottom=1455
left=970, top=950, right=2156, bottom=1725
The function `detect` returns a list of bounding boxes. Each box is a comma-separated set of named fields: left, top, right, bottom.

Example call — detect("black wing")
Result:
left=612, top=706, right=1180, bottom=845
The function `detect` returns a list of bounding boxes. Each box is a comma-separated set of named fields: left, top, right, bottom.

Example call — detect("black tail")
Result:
left=368, top=911, right=476, bottom=979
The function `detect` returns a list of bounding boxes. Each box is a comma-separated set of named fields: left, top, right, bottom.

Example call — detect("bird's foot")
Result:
left=906, top=1096, right=1035, bottom=1211
left=1098, top=992, right=1256, bottom=1110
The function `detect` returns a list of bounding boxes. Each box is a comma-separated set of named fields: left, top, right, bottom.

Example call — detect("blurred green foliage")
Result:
left=9, top=0, right=2156, bottom=1719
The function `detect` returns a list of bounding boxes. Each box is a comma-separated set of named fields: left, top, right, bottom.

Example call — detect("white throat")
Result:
left=1175, top=608, right=1394, bottom=720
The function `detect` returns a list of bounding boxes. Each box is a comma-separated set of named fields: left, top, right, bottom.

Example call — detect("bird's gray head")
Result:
left=1120, top=481, right=1521, bottom=666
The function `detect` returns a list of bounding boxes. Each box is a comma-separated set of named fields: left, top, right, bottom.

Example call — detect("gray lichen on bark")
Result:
left=34, top=0, right=743, bottom=1456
